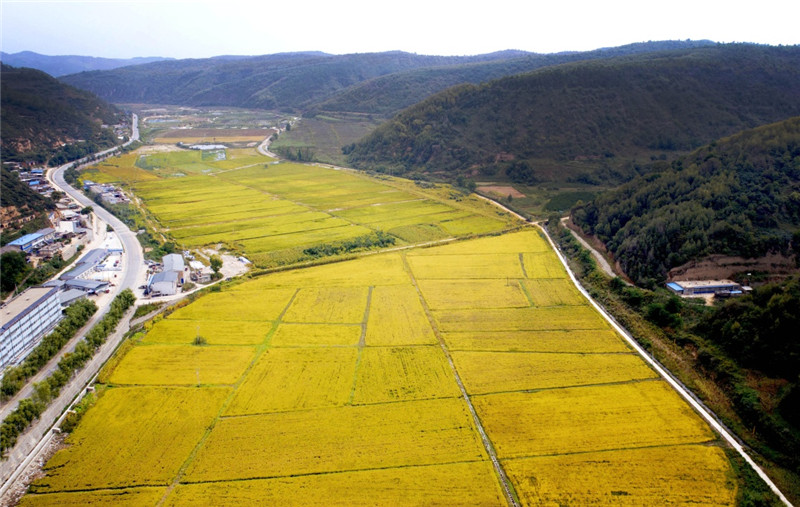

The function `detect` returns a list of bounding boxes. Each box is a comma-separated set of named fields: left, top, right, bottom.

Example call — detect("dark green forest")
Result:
left=0, top=64, right=122, bottom=164
left=345, top=45, right=800, bottom=184
left=573, top=117, right=800, bottom=285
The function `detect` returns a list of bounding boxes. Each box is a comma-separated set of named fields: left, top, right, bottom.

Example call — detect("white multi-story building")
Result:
left=0, top=286, right=63, bottom=371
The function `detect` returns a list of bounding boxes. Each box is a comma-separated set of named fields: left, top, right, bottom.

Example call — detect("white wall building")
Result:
left=0, top=286, right=63, bottom=371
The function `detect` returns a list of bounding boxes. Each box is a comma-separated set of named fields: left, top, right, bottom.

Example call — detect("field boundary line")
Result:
left=400, top=253, right=519, bottom=507
left=537, top=223, right=793, bottom=507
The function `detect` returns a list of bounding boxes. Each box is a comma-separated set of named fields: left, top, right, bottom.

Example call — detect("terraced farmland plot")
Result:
left=442, top=329, right=631, bottom=353
left=521, top=278, right=585, bottom=306
left=473, top=381, right=715, bottom=458
left=503, top=445, right=736, bottom=505
left=270, top=323, right=361, bottom=346
left=433, top=305, right=609, bottom=332
left=168, top=462, right=505, bottom=506
left=167, top=288, right=296, bottom=321
left=452, top=351, right=657, bottom=394
left=185, top=398, right=488, bottom=483
left=29, top=387, right=229, bottom=492
left=225, top=347, right=358, bottom=415
left=19, top=487, right=167, bottom=507
left=365, top=285, right=437, bottom=346
left=141, top=319, right=272, bottom=345
left=106, top=345, right=256, bottom=385
left=352, top=346, right=461, bottom=403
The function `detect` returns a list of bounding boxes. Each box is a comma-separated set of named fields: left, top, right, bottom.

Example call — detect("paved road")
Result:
left=0, top=114, right=146, bottom=495
left=560, top=217, right=618, bottom=278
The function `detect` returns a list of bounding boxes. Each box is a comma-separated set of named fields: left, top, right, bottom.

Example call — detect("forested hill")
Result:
left=1, top=64, right=123, bottom=164
left=311, top=40, right=716, bottom=116
left=344, top=44, right=800, bottom=181
left=59, top=51, right=531, bottom=111
left=572, top=116, right=800, bottom=286
left=0, top=51, right=171, bottom=77
left=59, top=41, right=713, bottom=114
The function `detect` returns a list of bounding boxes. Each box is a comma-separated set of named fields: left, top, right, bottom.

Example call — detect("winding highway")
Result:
left=50, top=114, right=144, bottom=295
left=0, top=114, right=146, bottom=496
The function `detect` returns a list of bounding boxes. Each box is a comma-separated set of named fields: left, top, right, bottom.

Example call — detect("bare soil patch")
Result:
left=478, top=185, right=526, bottom=198
left=667, top=253, right=800, bottom=282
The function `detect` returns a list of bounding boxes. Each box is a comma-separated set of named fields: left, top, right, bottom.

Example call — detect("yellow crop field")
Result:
left=107, top=345, right=256, bottom=385
left=522, top=278, right=585, bottom=306
left=452, top=351, right=657, bottom=394
left=142, top=319, right=272, bottom=345
left=80, top=154, right=159, bottom=184
left=407, top=229, right=549, bottom=255
left=270, top=323, right=361, bottom=346
left=19, top=487, right=167, bottom=507
left=503, top=445, right=736, bottom=505
left=168, top=288, right=296, bottom=321
left=417, top=279, right=530, bottom=309
left=473, top=381, right=715, bottom=458
left=522, top=251, right=568, bottom=278
left=365, top=285, right=437, bottom=346
left=168, top=462, right=505, bottom=506
left=442, top=329, right=631, bottom=353
left=283, top=287, right=369, bottom=323
left=29, top=387, right=229, bottom=491
left=352, top=346, right=461, bottom=404
left=224, top=348, right=358, bottom=415
left=185, top=398, right=487, bottom=483
left=433, top=305, right=609, bottom=332
left=407, top=253, right=525, bottom=279
left=26, top=228, right=740, bottom=505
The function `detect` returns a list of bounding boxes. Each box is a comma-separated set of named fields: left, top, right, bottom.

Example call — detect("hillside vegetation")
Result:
left=345, top=45, right=800, bottom=184
left=0, top=64, right=123, bottom=164
left=60, top=41, right=713, bottom=117
left=572, top=116, right=800, bottom=286
left=311, top=41, right=716, bottom=116
left=60, top=51, right=527, bottom=112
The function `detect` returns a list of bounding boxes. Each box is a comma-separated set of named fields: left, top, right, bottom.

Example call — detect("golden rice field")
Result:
left=23, top=230, right=737, bottom=505
left=86, top=148, right=517, bottom=268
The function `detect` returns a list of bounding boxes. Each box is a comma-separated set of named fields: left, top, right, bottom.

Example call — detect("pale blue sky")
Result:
left=2, top=0, right=799, bottom=58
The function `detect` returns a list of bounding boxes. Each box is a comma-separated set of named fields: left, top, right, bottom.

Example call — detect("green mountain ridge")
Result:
left=344, top=44, right=800, bottom=184
left=572, top=116, right=800, bottom=286
left=1, top=64, right=123, bottom=164
left=59, top=41, right=714, bottom=116
left=313, top=40, right=716, bottom=116
left=59, top=51, right=532, bottom=111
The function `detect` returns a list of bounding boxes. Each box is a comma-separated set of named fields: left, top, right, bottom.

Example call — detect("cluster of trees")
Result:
left=0, top=290, right=135, bottom=454
left=302, top=231, right=396, bottom=259
left=1, top=299, right=97, bottom=399
left=573, top=117, right=800, bottom=285
left=346, top=45, right=800, bottom=183
left=272, top=145, right=316, bottom=162
left=1, top=252, right=76, bottom=297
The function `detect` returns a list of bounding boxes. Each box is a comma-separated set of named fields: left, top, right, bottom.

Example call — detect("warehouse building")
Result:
left=666, top=280, right=744, bottom=296
left=0, top=286, right=63, bottom=371
left=147, top=270, right=178, bottom=296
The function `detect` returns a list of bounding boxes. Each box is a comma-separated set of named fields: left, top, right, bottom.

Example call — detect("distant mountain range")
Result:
left=0, top=51, right=172, bottom=77
left=344, top=44, right=800, bottom=183
left=57, top=40, right=714, bottom=116
left=0, top=64, right=123, bottom=164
